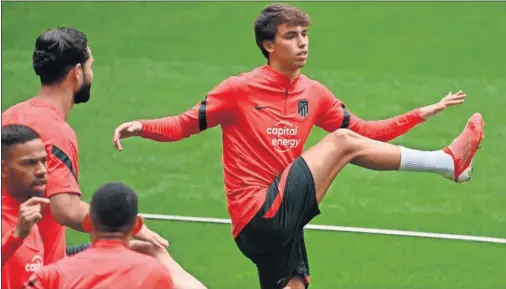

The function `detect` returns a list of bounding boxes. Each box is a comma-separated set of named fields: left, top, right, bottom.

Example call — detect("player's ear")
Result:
left=263, top=40, right=275, bottom=54
left=82, top=213, right=93, bottom=233
left=132, top=215, right=144, bottom=235
left=72, top=63, right=83, bottom=84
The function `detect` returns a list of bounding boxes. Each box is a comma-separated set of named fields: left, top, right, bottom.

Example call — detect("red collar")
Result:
left=260, top=64, right=303, bottom=90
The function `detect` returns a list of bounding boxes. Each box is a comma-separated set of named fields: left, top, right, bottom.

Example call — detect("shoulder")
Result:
left=123, top=250, right=171, bottom=275
left=300, top=75, right=330, bottom=92
left=221, top=66, right=265, bottom=90
left=152, top=261, right=171, bottom=274
left=300, top=76, right=345, bottom=111
left=2, top=100, right=31, bottom=115
left=150, top=261, right=172, bottom=280
left=3, top=102, right=76, bottom=145
left=299, top=76, right=336, bottom=102
left=3, top=100, right=61, bottom=124
left=43, top=122, right=77, bottom=145
left=208, top=67, right=258, bottom=99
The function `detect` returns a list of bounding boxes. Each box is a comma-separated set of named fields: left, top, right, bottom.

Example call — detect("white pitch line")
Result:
left=141, top=213, right=506, bottom=244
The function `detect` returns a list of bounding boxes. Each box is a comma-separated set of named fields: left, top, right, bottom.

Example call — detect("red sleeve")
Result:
left=1, top=225, right=23, bottom=266
left=315, top=83, right=425, bottom=142
left=140, top=77, right=236, bottom=142
left=44, top=128, right=81, bottom=198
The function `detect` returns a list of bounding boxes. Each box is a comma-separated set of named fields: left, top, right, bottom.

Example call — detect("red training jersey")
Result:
left=23, top=240, right=174, bottom=289
left=2, top=191, right=45, bottom=289
left=140, top=65, right=425, bottom=237
left=2, top=98, right=81, bottom=264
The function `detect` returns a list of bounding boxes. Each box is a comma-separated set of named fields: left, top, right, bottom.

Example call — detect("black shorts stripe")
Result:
left=198, top=95, right=208, bottom=131
left=51, top=145, right=78, bottom=182
left=341, top=104, right=350, bottom=128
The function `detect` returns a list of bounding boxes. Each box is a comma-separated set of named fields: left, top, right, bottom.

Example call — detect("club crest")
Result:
left=298, top=99, right=309, bottom=118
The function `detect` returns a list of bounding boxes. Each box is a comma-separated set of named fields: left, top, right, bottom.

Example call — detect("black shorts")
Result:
left=66, top=243, right=91, bottom=256
left=235, top=156, right=320, bottom=289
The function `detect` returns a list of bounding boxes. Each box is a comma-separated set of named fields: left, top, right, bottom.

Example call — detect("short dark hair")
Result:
left=1, top=124, right=41, bottom=160
left=90, top=182, right=139, bottom=233
left=32, top=27, right=90, bottom=85
left=254, top=3, right=311, bottom=59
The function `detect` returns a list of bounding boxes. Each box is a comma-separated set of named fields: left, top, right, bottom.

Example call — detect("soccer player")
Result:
left=2, top=26, right=169, bottom=265
left=2, top=124, right=49, bottom=289
left=23, top=182, right=174, bottom=289
left=3, top=26, right=207, bottom=289
left=112, top=4, right=485, bottom=289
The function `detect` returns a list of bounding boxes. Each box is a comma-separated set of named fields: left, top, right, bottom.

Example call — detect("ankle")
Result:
left=399, top=147, right=454, bottom=177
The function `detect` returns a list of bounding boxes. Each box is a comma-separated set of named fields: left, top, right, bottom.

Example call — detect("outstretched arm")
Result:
left=345, top=108, right=425, bottom=142
left=316, top=84, right=466, bottom=142
left=138, top=98, right=214, bottom=142
left=113, top=77, right=236, bottom=150
left=348, top=91, right=467, bottom=141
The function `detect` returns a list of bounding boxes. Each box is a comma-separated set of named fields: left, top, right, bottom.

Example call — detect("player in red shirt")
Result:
left=2, top=124, right=50, bottom=289
left=3, top=27, right=206, bottom=289
left=23, top=182, right=174, bottom=289
left=112, top=4, right=484, bottom=289
left=2, top=27, right=169, bottom=264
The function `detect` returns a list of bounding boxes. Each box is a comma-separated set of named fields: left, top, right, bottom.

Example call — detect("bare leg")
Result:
left=129, top=240, right=207, bottom=289
left=284, top=114, right=484, bottom=288
left=302, top=129, right=402, bottom=203
left=283, top=277, right=306, bottom=289
left=302, top=113, right=484, bottom=204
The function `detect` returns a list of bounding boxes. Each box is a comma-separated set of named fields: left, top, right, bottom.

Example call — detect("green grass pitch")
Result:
left=2, top=2, right=506, bottom=288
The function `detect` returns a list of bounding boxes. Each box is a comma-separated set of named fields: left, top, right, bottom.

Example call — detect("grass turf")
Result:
left=2, top=2, right=505, bottom=288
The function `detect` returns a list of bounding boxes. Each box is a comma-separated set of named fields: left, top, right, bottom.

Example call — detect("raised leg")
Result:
left=301, top=113, right=484, bottom=203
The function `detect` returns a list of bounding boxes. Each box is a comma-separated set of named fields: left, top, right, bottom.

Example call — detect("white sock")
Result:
left=399, top=146, right=454, bottom=178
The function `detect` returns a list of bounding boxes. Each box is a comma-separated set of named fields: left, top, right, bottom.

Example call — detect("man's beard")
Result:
left=74, top=82, right=92, bottom=104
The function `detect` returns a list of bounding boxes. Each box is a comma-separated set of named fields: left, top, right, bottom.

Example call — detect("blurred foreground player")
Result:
left=23, top=182, right=174, bottom=289
left=2, top=26, right=168, bottom=264
left=2, top=27, right=206, bottom=289
left=113, top=4, right=484, bottom=289
left=2, top=124, right=49, bottom=289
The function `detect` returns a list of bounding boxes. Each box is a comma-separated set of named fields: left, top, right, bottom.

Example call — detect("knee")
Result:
left=329, top=129, right=361, bottom=150
left=330, top=128, right=358, bottom=140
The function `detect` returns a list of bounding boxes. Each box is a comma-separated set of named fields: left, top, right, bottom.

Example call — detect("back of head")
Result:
left=90, top=182, right=138, bottom=233
left=33, top=27, right=89, bottom=85
left=254, top=3, right=311, bottom=59
left=1, top=124, right=41, bottom=160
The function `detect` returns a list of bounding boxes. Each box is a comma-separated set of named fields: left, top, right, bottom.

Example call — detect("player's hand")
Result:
left=112, top=120, right=143, bottom=151
left=14, top=197, right=50, bottom=239
left=419, top=90, right=467, bottom=120
left=134, top=224, right=169, bottom=249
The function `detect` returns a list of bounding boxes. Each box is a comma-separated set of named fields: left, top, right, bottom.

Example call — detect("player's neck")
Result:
left=92, top=232, right=130, bottom=246
left=267, top=61, right=300, bottom=84
left=36, top=85, right=74, bottom=120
